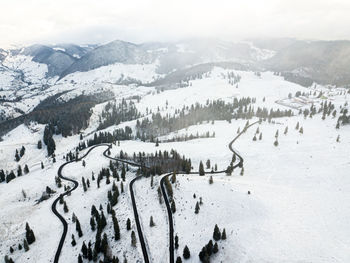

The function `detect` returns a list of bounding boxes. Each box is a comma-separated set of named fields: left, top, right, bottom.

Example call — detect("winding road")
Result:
left=52, top=120, right=260, bottom=263
left=51, top=144, right=110, bottom=263
left=160, top=120, right=260, bottom=263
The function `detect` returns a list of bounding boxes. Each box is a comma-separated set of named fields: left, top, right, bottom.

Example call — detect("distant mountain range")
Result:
left=2, top=38, right=350, bottom=86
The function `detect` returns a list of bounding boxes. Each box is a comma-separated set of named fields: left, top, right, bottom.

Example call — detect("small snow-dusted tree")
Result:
left=71, top=234, right=76, bottom=246
left=240, top=167, right=244, bottom=176
left=176, top=256, right=182, bottom=263
left=25, top=222, right=35, bottom=245
left=222, top=228, right=227, bottom=240
left=213, top=224, right=221, bottom=241
left=199, top=161, right=205, bottom=176
left=175, top=234, right=179, bottom=249
left=113, top=215, right=120, bottom=240
left=126, top=218, right=131, bottom=231
left=299, top=127, right=304, bottom=134
left=295, top=122, right=300, bottom=130
left=209, top=176, right=213, bottom=184
left=275, top=129, right=279, bottom=138
left=206, top=159, right=211, bottom=169
left=76, top=218, right=83, bottom=237
left=63, top=201, right=69, bottom=213
left=149, top=216, right=155, bottom=227
left=183, top=245, right=190, bottom=259
left=23, top=239, right=29, bottom=251
left=336, top=135, right=340, bottom=142
left=253, top=134, right=257, bottom=141
left=131, top=231, right=137, bottom=247
left=274, top=139, right=279, bottom=147
left=284, top=126, right=288, bottom=135
left=259, top=132, right=262, bottom=140
left=213, top=242, right=219, bottom=254
left=195, top=202, right=200, bottom=214
left=24, top=164, right=29, bottom=174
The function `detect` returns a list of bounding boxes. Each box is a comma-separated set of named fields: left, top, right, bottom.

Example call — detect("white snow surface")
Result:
left=0, top=63, right=350, bottom=262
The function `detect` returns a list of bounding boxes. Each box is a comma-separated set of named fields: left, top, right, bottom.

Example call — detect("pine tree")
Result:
left=171, top=200, right=176, bottom=213
left=63, top=201, right=69, bottom=213
left=15, top=150, right=20, bottom=162
left=17, top=165, right=22, bottom=177
left=23, top=239, right=29, bottom=251
left=71, top=234, right=76, bottom=246
left=82, top=177, right=87, bottom=192
left=82, top=160, right=86, bottom=167
left=41, top=162, right=44, bottom=169
left=113, top=215, right=120, bottom=240
left=78, top=254, right=83, bottom=263
left=131, top=231, right=137, bottom=247
left=213, top=224, right=221, bottom=241
left=209, top=176, right=213, bottom=184
left=126, top=218, right=131, bottom=230
left=213, top=242, right=219, bottom=253
left=253, top=134, right=257, bottom=141
left=101, top=233, right=108, bottom=255
left=336, top=135, right=340, bottom=142
left=175, top=234, right=179, bottom=249
left=18, top=243, right=22, bottom=250
left=199, top=161, right=205, bottom=176
left=121, top=181, right=124, bottom=193
left=275, top=129, right=279, bottom=138
left=259, top=132, right=262, bottom=140
left=25, top=222, right=36, bottom=244
left=222, top=228, right=227, bottom=240
left=206, top=159, right=211, bottom=169
left=284, top=126, right=288, bottom=135
left=76, top=219, right=83, bottom=237
left=90, top=216, right=96, bottom=231
left=9, top=246, right=14, bottom=253
left=24, top=164, right=29, bottom=174
left=121, top=165, right=126, bottom=181
left=81, top=241, right=88, bottom=258
left=183, top=245, right=190, bottom=259
left=240, top=167, right=244, bottom=176
left=72, top=212, right=77, bottom=223
left=195, top=202, right=200, bottom=214
left=176, top=257, right=182, bottom=263
left=149, top=216, right=155, bottom=227
left=150, top=174, right=154, bottom=187
left=295, top=122, right=300, bottom=130
left=37, top=140, right=42, bottom=149
left=299, top=126, right=304, bottom=134
left=274, top=139, right=279, bottom=147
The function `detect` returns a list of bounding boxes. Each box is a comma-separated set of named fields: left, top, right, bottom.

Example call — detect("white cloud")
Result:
left=1, top=0, right=350, bottom=46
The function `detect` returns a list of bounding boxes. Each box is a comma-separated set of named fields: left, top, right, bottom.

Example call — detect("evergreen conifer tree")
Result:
left=183, top=245, right=190, bottom=259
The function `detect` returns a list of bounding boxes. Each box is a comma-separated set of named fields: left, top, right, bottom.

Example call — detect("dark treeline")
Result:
left=97, top=99, right=141, bottom=130
left=117, top=149, right=192, bottom=175
left=0, top=91, right=112, bottom=139
left=161, top=131, right=215, bottom=143
left=136, top=98, right=254, bottom=140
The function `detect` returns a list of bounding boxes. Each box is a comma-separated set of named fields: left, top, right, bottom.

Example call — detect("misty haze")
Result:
left=0, top=1, right=349, bottom=263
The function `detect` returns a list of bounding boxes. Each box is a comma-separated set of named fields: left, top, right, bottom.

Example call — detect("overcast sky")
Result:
left=1, top=0, right=350, bottom=47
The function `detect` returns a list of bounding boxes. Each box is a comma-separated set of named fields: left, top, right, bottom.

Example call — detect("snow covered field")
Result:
left=0, top=63, right=349, bottom=262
